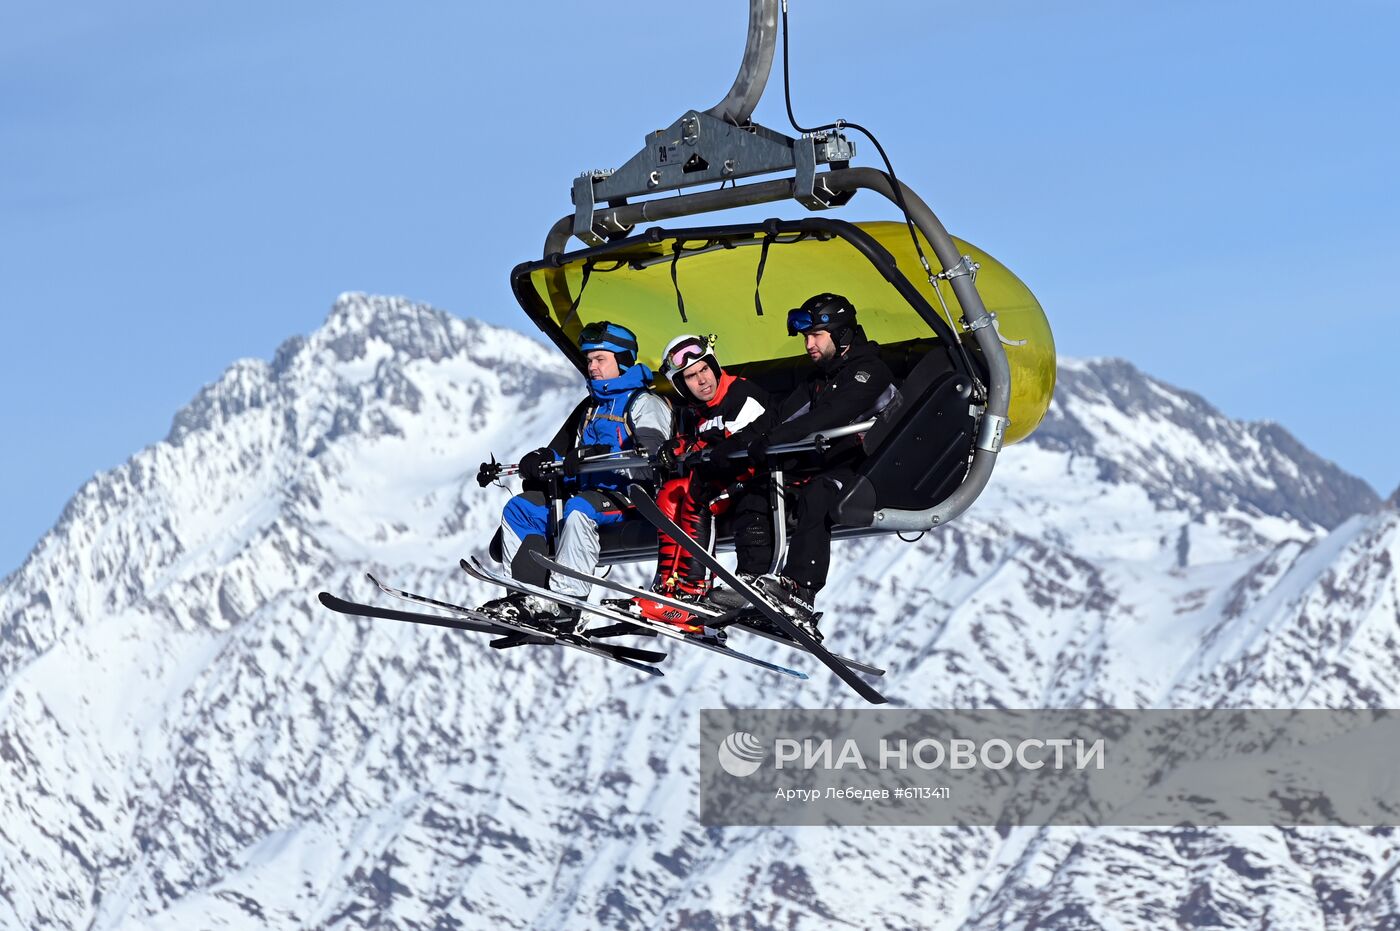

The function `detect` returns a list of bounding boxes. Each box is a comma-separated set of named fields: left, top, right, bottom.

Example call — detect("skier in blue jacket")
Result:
left=479, top=322, right=672, bottom=627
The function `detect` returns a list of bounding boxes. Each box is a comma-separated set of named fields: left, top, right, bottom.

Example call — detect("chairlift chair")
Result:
left=506, top=0, right=1055, bottom=565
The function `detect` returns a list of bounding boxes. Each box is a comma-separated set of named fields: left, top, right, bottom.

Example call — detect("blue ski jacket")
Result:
left=547, top=365, right=672, bottom=492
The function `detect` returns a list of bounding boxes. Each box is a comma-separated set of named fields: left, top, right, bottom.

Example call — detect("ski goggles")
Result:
left=578, top=321, right=638, bottom=353
left=665, top=336, right=711, bottom=372
left=786, top=307, right=840, bottom=336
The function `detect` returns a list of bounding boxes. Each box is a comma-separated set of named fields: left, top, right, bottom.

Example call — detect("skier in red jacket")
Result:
left=639, top=335, right=770, bottom=624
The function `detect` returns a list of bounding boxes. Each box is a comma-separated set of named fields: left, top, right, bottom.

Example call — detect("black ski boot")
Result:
left=531, top=597, right=583, bottom=635
left=481, top=593, right=580, bottom=634
left=755, top=575, right=823, bottom=641
left=703, top=573, right=760, bottom=611
left=480, top=593, right=532, bottom=623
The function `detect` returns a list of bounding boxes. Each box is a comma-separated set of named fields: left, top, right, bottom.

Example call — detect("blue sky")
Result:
left=3, top=0, right=1397, bottom=575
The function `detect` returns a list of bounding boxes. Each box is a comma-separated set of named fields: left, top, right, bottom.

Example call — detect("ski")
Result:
left=625, top=483, right=888, bottom=704
left=530, top=551, right=886, bottom=677
left=460, top=557, right=809, bottom=682
left=350, top=577, right=667, bottom=675
left=721, top=616, right=885, bottom=678
left=320, top=591, right=523, bottom=637
left=324, top=590, right=581, bottom=656
left=325, top=588, right=669, bottom=669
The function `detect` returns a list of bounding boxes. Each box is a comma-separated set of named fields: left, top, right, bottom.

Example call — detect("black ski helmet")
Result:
left=787, top=292, right=859, bottom=349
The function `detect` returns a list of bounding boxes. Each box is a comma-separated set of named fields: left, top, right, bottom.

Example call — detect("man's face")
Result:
left=804, top=329, right=837, bottom=364
left=586, top=350, right=621, bottom=381
left=682, top=360, right=718, bottom=402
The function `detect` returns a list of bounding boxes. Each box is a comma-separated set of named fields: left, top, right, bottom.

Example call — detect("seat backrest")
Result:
left=837, top=346, right=978, bottom=523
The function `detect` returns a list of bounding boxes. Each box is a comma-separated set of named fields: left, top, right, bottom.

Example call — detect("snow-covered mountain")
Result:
left=1, top=293, right=1396, bottom=930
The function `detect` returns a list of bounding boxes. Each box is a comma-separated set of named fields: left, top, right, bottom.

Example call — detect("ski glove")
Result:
left=654, top=445, right=679, bottom=476
left=696, top=425, right=728, bottom=445
left=745, top=436, right=770, bottom=469
left=518, top=447, right=556, bottom=482
left=562, top=444, right=610, bottom=477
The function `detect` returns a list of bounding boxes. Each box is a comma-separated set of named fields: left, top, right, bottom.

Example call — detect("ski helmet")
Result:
left=786, top=292, right=858, bottom=348
left=578, top=320, right=639, bottom=370
left=660, top=333, right=721, bottom=401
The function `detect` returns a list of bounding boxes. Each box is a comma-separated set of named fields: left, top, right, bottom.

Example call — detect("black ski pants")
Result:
left=732, top=467, right=857, bottom=593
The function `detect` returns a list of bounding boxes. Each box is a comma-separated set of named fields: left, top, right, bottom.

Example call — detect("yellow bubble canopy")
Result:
left=512, top=219, right=1054, bottom=445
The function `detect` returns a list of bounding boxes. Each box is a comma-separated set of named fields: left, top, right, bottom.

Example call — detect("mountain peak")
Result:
left=1037, top=357, right=1379, bottom=530
left=310, top=292, right=472, bottom=366
left=166, top=294, right=573, bottom=448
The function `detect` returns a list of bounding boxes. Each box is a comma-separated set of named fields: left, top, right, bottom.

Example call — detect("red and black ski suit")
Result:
left=653, top=372, right=770, bottom=595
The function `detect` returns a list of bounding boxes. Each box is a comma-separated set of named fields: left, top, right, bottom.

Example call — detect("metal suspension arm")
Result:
left=705, top=0, right=780, bottom=126
left=823, top=168, right=1011, bottom=534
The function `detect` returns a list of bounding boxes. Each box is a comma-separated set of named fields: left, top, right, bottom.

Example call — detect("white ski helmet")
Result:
left=659, top=333, right=721, bottom=401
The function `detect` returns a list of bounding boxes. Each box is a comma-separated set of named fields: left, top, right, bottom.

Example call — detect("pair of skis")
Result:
left=530, top=552, right=885, bottom=679
left=458, top=556, right=808, bottom=681
left=457, top=484, right=888, bottom=701
left=622, top=483, right=889, bottom=704
left=319, top=576, right=668, bottom=676
left=317, top=485, right=888, bottom=702
left=320, top=564, right=806, bottom=683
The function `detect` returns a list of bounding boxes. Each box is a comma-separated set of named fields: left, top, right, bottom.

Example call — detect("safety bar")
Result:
left=484, top=450, right=651, bottom=480
left=559, top=420, right=878, bottom=479
left=765, top=420, right=875, bottom=456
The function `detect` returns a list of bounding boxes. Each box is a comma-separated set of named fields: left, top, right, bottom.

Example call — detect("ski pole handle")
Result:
left=476, top=457, right=542, bottom=486
left=476, top=459, right=505, bottom=487
left=480, top=449, right=636, bottom=487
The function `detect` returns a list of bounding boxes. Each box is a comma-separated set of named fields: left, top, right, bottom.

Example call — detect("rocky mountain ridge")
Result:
left=1, top=292, right=1395, bottom=930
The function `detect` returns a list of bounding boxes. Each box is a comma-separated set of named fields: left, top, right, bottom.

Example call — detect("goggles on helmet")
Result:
left=578, top=321, right=638, bottom=353
left=786, top=293, right=856, bottom=337
left=664, top=336, right=710, bottom=373
left=659, top=334, right=721, bottom=399
left=786, top=307, right=838, bottom=336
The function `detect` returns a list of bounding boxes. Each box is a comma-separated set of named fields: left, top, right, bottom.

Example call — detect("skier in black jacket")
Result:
left=707, top=293, right=897, bottom=621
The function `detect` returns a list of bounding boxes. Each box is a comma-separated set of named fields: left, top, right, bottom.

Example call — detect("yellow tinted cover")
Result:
left=525, top=221, right=1054, bottom=443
